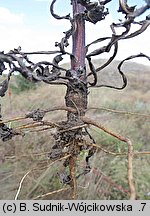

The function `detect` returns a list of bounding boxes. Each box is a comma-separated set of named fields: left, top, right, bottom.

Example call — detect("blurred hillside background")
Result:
left=0, top=59, right=150, bottom=200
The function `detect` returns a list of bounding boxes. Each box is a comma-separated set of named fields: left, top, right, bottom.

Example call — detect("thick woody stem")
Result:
left=66, top=0, right=86, bottom=199
left=71, top=0, right=86, bottom=71
left=65, top=1, right=87, bottom=115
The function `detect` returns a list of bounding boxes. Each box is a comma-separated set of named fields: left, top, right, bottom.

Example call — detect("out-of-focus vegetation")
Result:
left=0, top=60, right=150, bottom=200
left=9, top=74, right=37, bottom=93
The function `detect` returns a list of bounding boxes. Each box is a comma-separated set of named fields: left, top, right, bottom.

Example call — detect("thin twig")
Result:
left=15, top=122, right=43, bottom=130
left=33, top=187, right=69, bottom=200
left=45, top=105, right=77, bottom=114
left=59, top=124, right=87, bottom=133
left=28, top=126, right=54, bottom=133
left=41, top=120, right=60, bottom=128
left=0, top=106, right=76, bottom=125
left=92, top=143, right=150, bottom=157
left=15, top=171, right=31, bottom=200
left=48, top=154, right=71, bottom=167
left=84, top=141, right=150, bottom=158
left=87, top=107, right=150, bottom=118
left=33, top=154, right=72, bottom=172
left=135, top=151, right=150, bottom=155
left=0, top=116, right=26, bottom=124
left=69, top=155, right=77, bottom=200
left=91, top=143, right=127, bottom=156
left=127, top=139, right=136, bottom=200
left=81, top=116, right=136, bottom=199
left=15, top=119, right=59, bottom=131
left=81, top=116, right=128, bottom=142
left=5, top=151, right=51, bottom=160
left=93, top=168, right=130, bottom=195
left=27, top=154, right=71, bottom=198
left=1, top=105, right=149, bottom=126
left=70, top=99, right=81, bottom=117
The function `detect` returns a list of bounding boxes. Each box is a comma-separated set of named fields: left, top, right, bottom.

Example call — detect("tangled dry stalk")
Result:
left=0, top=0, right=150, bottom=199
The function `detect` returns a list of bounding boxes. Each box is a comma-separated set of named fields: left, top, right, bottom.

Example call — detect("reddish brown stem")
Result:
left=71, top=0, right=86, bottom=72
left=66, top=1, right=86, bottom=200
left=65, top=1, right=87, bottom=114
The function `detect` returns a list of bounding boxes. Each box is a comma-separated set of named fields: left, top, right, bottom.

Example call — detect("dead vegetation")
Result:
left=0, top=0, right=150, bottom=199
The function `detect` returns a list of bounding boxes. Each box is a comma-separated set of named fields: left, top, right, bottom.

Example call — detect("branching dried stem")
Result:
left=1, top=104, right=148, bottom=199
left=1, top=0, right=150, bottom=200
left=0, top=0, right=149, bottom=93
left=1, top=99, right=149, bottom=200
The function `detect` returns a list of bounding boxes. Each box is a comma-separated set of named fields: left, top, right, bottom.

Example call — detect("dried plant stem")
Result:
left=41, top=120, right=60, bottom=128
left=45, top=106, right=76, bottom=114
left=59, top=124, right=87, bottom=133
left=93, top=168, right=130, bottom=195
left=69, top=156, right=77, bottom=200
left=31, top=154, right=72, bottom=175
left=15, top=122, right=43, bottom=130
left=81, top=116, right=128, bottom=142
left=127, top=139, right=136, bottom=200
left=47, top=154, right=71, bottom=167
left=91, top=143, right=127, bottom=156
left=135, top=151, right=150, bottom=155
left=1, top=105, right=149, bottom=126
left=27, top=154, right=71, bottom=198
left=92, top=143, right=150, bottom=157
left=88, top=107, right=150, bottom=118
left=29, top=126, right=54, bottom=133
left=15, top=170, right=31, bottom=200
left=33, top=187, right=69, bottom=200
left=0, top=116, right=26, bottom=124
left=64, top=0, right=86, bottom=200
left=82, top=116, right=136, bottom=200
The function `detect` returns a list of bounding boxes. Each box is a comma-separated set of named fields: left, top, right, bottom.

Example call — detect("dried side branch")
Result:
left=91, top=143, right=127, bottom=156
left=87, top=107, right=150, bottom=118
left=0, top=116, right=27, bottom=124
left=81, top=116, right=136, bottom=199
left=81, top=116, right=128, bottom=142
